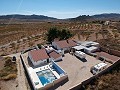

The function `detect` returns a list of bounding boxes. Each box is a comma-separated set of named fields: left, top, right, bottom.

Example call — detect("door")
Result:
left=47, top=59, right=49, bottom=63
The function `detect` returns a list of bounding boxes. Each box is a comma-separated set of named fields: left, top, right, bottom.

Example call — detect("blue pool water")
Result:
left=36, top=69, right=57, bottom=86
left=39, top=76, right=49, bottom=85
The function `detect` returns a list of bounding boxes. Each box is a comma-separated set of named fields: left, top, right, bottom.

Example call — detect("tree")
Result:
left=46, top=27, right=60, bottom=42
left=59, top=29, right=73, bottom=40
left=46, top=27, right=73, bottom=42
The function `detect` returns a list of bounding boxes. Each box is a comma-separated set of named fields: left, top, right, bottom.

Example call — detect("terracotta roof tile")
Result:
left=29, top=49, right=49, bottom=62
left=55, top=40, right=70, bottom=48
left=49, top=51, right=61, bottom=59
left=67, top=40, right=77, bottom=47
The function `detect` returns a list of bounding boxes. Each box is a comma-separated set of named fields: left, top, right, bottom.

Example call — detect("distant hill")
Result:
left=0, top=14, right=57, bottom=21
left=92, top=13, right=120, bottom=20
left=0, top=13, right=120, bottom=22
left=70, top=13, right=120, bottom=21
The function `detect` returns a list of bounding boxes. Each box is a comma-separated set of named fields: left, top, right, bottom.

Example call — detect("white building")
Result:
left=73, top=41, right=100, bottom=54
left=28, top=49, right=50, bottom=66
left=81, top=41, right=99, bottom=47
left=52, top=40, right=77, bottom=55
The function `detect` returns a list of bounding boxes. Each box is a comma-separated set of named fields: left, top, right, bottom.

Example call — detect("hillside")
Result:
left=70, top=13, right=120, bottom=21
left=1, top=13, right=120, bottom=22
left=0, top=14, right=57, bottom=21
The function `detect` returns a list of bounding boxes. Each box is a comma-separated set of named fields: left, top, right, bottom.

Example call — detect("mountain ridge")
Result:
left=0, top=13, right=120, bottom=21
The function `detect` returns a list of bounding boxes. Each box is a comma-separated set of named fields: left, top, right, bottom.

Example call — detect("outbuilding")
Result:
left=49, top=51, right=62, bottom=62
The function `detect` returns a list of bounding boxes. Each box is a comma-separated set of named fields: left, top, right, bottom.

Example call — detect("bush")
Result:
left=0, top=57, right=17, bottom=80
left=3, top=74, right=17, bottom=81
left=37, top=44, right=41, bottom=49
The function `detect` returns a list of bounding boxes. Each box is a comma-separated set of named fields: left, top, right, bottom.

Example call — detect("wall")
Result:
left=100, top=46, right=120, bottom=57
left=51, top=56, right=62, bottom=62
left=52, top=61, right=66, bottom=75
left=20, top=55, right=36, bottom=90
left=52, top=42, right=61, bottom=50
left=28, top=52, right=50, bottom=66
left=55, top=56, right=62, bottom=61
left=34, top=59, right=47, bottom=66
left=109, top=49, right=120, bottom=57
left=43, top=75, right=68, bottom=90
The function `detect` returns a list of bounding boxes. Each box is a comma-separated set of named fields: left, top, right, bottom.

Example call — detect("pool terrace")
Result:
left=20, top=53, right=68, bottom=90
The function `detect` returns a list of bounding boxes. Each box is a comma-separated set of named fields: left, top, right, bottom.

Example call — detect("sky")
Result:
left=0, top=0, right=120, bottom=19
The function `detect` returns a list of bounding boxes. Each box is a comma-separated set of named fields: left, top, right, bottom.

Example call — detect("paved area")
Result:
left=56, top=53, right=104, bottom=90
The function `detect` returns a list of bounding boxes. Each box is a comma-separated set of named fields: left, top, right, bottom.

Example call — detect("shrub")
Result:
left=37, top=44, right=41, bottom=49
left=4, top=74, right=17, bottom=81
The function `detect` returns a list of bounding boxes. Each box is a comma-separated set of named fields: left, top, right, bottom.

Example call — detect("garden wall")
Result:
left=100, top=46, right=120, bottom=57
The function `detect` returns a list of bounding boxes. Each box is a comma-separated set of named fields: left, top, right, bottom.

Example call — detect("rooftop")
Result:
left=67, top=40, right=77, bottom=47
left=81, top=41, right=99, bottom=46
left=29, top=49, right=49, bottom=62
left=73, top=45, right=86, bottom=50
left=55, top=40, right=70, bottom=48
left=54, top=40, right=77, bottom=49
left=49, top=51, right=61, bottom=60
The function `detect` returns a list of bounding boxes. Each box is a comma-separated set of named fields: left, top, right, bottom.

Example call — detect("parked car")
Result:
left=12, top=56, right=16, bottom=62
left=74, top=51, right=86, bottom=59
left=90, top=62, right=107, bottom=75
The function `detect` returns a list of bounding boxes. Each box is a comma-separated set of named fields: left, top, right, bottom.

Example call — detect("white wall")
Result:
left=28, top=52, right=50, bottom=66
left=51, top=56, right=62, bottom=62
left=52, top=42, right=61, bottom=50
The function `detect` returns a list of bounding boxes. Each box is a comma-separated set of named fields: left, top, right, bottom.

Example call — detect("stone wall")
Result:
left=100, top=46, right=120, bottom=57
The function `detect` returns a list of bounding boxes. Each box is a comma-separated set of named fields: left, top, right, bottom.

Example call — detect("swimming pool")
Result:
left=36, top=69, right=57, bottom=86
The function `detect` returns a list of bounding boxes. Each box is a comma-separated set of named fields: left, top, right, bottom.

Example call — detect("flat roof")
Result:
left=81, top=41, right=99, bottom=46
left=73, top=45, right=85, bottom=50
left=84, top=46, right=98, bottom=51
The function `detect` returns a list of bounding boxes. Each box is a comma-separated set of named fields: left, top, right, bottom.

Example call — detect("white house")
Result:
left=28, top=49, right=50, bottom=66
left=82, top=41, right=100, bottom=54
left=52, top=40, right=77, bottom=55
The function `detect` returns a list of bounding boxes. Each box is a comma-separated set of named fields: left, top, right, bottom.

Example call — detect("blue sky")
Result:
left=0, top=0, right=120, bottom=19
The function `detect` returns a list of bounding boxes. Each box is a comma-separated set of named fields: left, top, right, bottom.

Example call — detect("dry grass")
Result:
left=85, top=63, right=120, bottom=90
left=0, top=57, right=17, bottom=80
left=0, top=22, right=103, bottom=45
left=98, top=38, right=120, bottom=51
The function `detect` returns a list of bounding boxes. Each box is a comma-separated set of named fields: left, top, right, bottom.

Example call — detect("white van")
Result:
left=74, top=51, right=86, bottom=59
left=91, top=62, right=107, bottom=75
